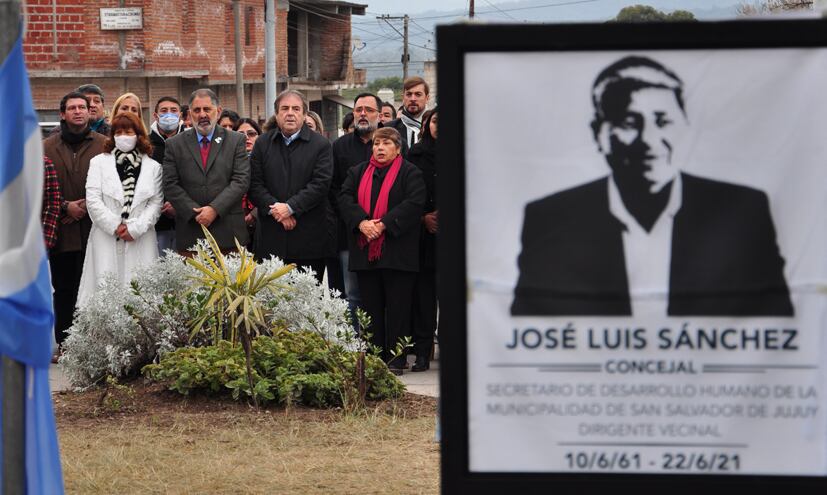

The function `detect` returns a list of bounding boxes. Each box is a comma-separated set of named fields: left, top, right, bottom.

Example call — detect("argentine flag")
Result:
left=0, top=29, right=64, bottom=493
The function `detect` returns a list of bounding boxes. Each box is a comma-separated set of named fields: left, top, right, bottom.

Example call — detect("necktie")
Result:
left=200, top=137, right=210, bottom=170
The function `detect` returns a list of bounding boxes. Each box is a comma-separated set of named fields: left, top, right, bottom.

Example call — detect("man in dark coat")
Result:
left=382, top=76, right=430, bottom=151
left=249, top=89, right=334, bottom=282
left=328, top=93, right=386, bottom=311
left=150, top=96, right=183, bottom=254
left=511, top=55, right=793, bottom=317
left=163, top=89, right=250, bottom=252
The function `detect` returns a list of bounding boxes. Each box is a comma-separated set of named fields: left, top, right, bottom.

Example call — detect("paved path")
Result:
left=399, top=354, right=439, bottom=398
left=49, top=364, right=71, bottom=392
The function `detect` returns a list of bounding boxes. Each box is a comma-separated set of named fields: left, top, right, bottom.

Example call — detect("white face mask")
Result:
left=114, top=135, right=138, bottom=153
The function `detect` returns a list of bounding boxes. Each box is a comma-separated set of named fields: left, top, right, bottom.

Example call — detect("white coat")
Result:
left=77, top=152, right=163, bottom=307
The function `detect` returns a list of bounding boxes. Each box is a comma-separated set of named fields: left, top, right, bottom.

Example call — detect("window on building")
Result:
left=245, top=7, right=254, bottom=46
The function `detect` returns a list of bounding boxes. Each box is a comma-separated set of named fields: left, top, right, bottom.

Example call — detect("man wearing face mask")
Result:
left=43, top=91, right=106, bottom=354
left=150, top=96, right=183, bottom=254
left=163, top=88, right=250, bottom=253
left=511, top=56, right=792, bottom=317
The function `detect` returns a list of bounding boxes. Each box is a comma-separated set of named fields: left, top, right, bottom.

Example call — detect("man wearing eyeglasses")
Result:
left=248, top=89, right=334, bottom=283
left=326, top=93, right=386, bottom=321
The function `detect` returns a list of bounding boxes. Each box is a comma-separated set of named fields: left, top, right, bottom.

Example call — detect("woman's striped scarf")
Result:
left=114, top=149, right=142, bottom=219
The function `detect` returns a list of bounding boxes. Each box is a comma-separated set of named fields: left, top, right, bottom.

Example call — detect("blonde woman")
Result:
left=111, top=92, right=148, bottom=133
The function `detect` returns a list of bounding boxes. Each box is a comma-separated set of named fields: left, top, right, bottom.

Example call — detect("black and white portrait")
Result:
left=510, top=56, right=793, bottom=317
left=459, top=33, right=827, bottom=477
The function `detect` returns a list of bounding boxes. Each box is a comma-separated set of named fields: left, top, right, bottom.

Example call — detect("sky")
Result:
left=358, top=0, right=740, bottom=20
left=351, top=0, right=748, bottom=80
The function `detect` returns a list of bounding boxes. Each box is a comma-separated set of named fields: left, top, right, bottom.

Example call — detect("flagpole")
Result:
left=0, top=2, right=28, bottom=493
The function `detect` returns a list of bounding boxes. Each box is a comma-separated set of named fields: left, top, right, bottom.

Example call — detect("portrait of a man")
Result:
left=511, top=55, right=794, bottom=316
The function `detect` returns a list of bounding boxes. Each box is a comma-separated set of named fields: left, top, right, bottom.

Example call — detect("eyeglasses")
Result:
left=353, top=106, right=378, bottom=115
left=243, top=130, right=259, bottom=138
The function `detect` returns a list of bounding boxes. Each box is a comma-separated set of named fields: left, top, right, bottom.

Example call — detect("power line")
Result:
left=289, top=2, right=401, bottom=43
left=482, top=0, right=520, bottom=20
left=409, top=0, right=602, bottom=20
left=410, top=19, right=434, bottom=36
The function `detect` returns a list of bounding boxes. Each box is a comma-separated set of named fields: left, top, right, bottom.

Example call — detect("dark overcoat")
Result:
left=248, top=124, right=335, bottom=260
left=407, top=140, right=437, bottom=270
left=338, top=158, right=426, bottom=272
left=162, top=126, right=250, bottom=250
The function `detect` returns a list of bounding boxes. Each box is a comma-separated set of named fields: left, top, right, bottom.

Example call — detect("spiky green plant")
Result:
left=185, top=225, right=294, bottom=406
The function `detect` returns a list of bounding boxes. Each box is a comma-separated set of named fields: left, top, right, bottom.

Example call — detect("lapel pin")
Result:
left=214, top=137, right=223, bottom=144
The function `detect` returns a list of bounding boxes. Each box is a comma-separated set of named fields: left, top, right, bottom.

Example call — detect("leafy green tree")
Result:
left=367, top=76, right=403, bottom=94
left=611, top=4, right=698, bottom=22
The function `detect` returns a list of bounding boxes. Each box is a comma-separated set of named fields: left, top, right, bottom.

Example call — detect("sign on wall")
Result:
left=438, top=19, right=827, bottom=493
left=100, top=8, right=143, bottom=31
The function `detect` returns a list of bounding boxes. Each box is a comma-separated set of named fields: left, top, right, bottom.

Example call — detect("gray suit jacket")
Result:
left=162, top=126, right=250, bottom=250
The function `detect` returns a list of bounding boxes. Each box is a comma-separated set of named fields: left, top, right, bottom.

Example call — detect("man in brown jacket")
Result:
left=43, top=91, right=106, bottom=350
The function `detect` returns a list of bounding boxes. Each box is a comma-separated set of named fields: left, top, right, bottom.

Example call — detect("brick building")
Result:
left=23, top=0, right=366, bottom=137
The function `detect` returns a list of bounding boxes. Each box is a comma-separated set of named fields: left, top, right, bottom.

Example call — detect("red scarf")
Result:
left=357, top=154, right=403, bottom=261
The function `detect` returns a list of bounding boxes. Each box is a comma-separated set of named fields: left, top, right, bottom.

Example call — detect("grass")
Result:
left=55, top=384, right=440, bottom=494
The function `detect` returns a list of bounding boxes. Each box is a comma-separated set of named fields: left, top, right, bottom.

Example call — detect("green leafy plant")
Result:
left=142, top=331, right=405, bottom=407
left=185, top=225, right=294, bottom=407
left=96, top=375, right=136, bottom=414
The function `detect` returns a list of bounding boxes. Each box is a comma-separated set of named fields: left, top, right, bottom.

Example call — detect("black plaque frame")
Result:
left=436, top=18, right=827, bottom=494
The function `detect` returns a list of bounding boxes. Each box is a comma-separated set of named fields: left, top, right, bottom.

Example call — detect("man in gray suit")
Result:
left=163, top=88, right=250, bottom=252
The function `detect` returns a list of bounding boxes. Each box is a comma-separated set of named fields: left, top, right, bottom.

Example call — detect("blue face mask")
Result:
left=158, top=113, right=180, bottom=132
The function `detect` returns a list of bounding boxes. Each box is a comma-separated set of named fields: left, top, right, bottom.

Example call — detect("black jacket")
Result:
left=382, top=118, right=413, bottom=154
left=511, top=173, right=794, bottom=316
left=249, top=124, right=335, bottom=260
left=407, top=140, right=436, bottom=270
left=150, top=125, right=176, bottom=231
left=331, top=132, right=373, bottom=250
left=338, top=159, right=426, bottom=272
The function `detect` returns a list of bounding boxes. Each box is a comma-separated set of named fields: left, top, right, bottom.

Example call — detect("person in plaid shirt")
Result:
left=42, top=156, right=61, bottom=250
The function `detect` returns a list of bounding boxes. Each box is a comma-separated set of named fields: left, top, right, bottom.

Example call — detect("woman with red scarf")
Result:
left=338, top=127, right=426, bottom=374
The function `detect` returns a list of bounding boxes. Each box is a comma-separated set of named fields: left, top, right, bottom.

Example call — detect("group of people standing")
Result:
left=42, top=77, right=439, bottom=375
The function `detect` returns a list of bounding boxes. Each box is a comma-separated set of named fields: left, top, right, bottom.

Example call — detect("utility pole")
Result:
left=470, top=0, right=475, bottom=18
left=232, top=0, right=245, bottom=115
left=402, top=15, right=409, bottom=80
left=264, top=0, right=276, bottom=117
left=0, top=3, right=28, bottom=492
left=377, top=14, right=410, bottom=80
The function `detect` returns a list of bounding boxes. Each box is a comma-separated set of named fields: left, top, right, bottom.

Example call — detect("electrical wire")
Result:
left=482, top=0, right=520, bottom=20
left=409, top=0, right=603, bottom=20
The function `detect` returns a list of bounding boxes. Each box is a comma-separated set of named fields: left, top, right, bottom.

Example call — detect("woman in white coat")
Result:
left=77, top=112, right=163, bottom=307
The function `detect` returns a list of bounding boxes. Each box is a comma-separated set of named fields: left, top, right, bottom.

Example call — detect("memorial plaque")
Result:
left=438, top=19, right=827, bottom=494
left=100, top=8, right=143, bottom=31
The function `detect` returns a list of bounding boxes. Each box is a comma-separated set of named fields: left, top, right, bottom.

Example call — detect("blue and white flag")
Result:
left=0, top=30, right=64, bottom=493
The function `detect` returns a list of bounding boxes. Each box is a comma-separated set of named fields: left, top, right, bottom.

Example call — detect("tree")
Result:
left=367, top=76, right=403, bottom=94
left=611, top=5, right=698, bottom=22
left=736, top=0, right=812, bottom=16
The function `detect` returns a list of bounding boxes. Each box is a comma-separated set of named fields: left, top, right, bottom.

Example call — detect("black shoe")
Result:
left=412, top=356, right=430, bottom=372
left=388, top=365, right=404, bottom=376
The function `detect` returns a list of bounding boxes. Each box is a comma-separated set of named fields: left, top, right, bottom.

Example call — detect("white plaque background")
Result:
left=464, top=49, right=827, bottom=475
